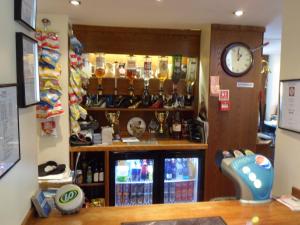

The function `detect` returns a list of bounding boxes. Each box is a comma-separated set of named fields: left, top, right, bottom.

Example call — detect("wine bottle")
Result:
left=172, top=111, right=182, bottom=139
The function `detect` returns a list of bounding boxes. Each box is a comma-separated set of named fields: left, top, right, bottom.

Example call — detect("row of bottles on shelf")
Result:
left=83, top=54, right=197, bottom=106
left=83, top=91, right=193, bottom=109
left=76, top=158, right=105, bottom=184
left=116, top=159, right=154, bottom=183
left=164, top=158, right=197, bottom=181
left=83, top=54, right=197, bottom=83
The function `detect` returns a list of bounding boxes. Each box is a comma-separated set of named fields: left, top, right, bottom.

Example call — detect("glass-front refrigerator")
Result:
left=109, top=151, right=204, bottom=206
left=163, top=151, right=204, bottom=204
left=110, top=152, right=158, bottom=206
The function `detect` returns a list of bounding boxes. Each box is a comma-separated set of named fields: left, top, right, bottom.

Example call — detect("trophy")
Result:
left=105, top=111, right=120, bottom=136
left=155, top=111, right=169, bottom=134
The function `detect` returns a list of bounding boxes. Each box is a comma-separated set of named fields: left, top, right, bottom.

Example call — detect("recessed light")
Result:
left=233, top=10, right=244, bottom=17
left=156, top=0, right=163, bottom=2
left=70, top=0, right=81, bottom=6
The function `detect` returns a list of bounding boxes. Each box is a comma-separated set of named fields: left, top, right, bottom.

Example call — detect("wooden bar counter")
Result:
left=70, top=139, right=208, bottom=152
left=28, top=200, right=300, bottom=225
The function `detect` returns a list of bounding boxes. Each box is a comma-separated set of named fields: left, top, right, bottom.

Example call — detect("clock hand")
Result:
left=237, top=48, right=241, bottom=61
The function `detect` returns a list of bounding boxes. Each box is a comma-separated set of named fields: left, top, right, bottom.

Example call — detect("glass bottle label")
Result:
left=127, top=59, right=136, bottom=69
left=144, top=61, right=152, bottom=71
left=172, top=123, right=182, bottom=132
left=96, top=56, right=105, bottom=69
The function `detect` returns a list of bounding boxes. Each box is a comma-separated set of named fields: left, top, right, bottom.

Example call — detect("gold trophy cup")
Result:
left=105, top=111, right=120, bottom=134
left=155, top=111, right=169, bottom=134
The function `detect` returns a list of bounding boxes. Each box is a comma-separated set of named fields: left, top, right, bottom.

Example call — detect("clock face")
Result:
left=221, top=43, right=253, bottom=77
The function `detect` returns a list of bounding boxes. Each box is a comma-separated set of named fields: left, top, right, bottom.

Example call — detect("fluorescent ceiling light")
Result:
left=233, top=10, right=244, bottom=17
left=70, top=0, right=81, bottom=6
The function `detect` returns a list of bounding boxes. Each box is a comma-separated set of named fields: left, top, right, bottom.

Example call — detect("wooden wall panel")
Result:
left=204, top=24, right=265, bottom=200
left=73, top=25, right=200, bottom=57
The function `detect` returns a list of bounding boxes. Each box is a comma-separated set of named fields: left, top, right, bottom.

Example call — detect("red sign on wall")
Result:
left=219, top=89, right=230, bottom=101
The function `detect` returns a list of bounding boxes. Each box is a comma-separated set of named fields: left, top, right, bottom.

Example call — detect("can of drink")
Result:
left=175, top=182, right=182, bottom=202
left=123, top=184, right=130, bottom=205
left=144, top=183, right=151, bottom=204
left=187, top=181, right=194, bottom=201
left=137, top=183, right=144, bottom=204
left=164, top=182, right=169, bottom=203
left=115, top=184, right=122, bottom=206
left=169, top=182, right=176, bottom=203
left=130, top=183, right=137, bottom=205
left=181, top=181, right=188, bottom=202
left=149, top=182, right=153, bottom=204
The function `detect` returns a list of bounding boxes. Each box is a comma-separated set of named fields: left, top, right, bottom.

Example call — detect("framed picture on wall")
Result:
left=0, top=84, right=21, bottom=179
left=14, top=0, right=37, bottom=31
left=16, top=32, right=40, bottom=108
left=278, top=79, right=300, bottom=133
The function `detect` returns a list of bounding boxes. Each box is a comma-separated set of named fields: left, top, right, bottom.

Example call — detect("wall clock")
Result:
left=221, top=42, right=253, bottom=77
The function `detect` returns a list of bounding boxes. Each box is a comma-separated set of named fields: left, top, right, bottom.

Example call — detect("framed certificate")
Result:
left=278, top=79, right=300, bottom=133
left=0, top=84, right=20, bottom=179
left=14, top=0, right=37, bottom=31
left=16, top=32, right=40, bottom=108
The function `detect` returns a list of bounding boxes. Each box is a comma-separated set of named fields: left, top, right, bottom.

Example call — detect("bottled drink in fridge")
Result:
left=165, top=159, right=172, bottom=180
left=141, top=160, right=148, bottom=180
left=182, top=159, right=189, bottom=180
left=171, top=158, right=177, bottom=179
left=188, top=159, right=195, bottom=179
left=148, top=161, right=153, bottom=181
left=176, top=158, right=183, bottom=180
left=116, top=164, right=129, bottom=182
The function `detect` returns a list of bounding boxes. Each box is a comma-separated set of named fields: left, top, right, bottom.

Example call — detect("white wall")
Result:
left=273, top=0, right=300, bottom=195
left=0, top=0, right=38, bottom=224
left=265, top=54, right=281, bottom=120
left=37, top=14, right=70, bottom=166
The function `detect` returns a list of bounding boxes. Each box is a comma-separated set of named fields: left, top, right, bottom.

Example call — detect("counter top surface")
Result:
left=70, top=139, right=207, bottom=152
left=28, top=200, right=300, bottom=225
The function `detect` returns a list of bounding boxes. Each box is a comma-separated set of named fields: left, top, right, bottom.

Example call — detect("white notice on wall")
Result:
left=0, top=86, right=20, bottom=178
left=237, top=82, right=254, bottom=88
left=279, top=80, right=300, bottom=132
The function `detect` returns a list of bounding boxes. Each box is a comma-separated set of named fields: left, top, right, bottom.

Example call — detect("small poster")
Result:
left=210, top=76, right=220, bottom=97
left=279, top=80, right=300, bottom=133
left=0, top=85, right=20, bottom=178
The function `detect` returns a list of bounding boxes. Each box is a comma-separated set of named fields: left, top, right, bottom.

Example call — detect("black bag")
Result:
left=188, top=119, right=205, bottom=143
